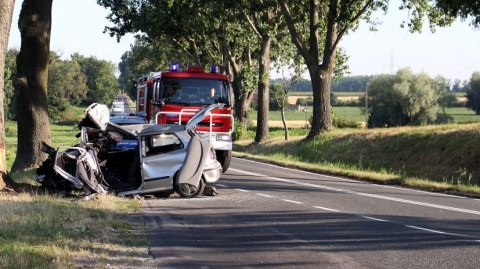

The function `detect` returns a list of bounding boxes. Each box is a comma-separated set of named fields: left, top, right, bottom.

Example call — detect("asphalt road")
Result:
left=141, top=157, right=480, bottom=268
left=115, top=94, right=135, bottom=114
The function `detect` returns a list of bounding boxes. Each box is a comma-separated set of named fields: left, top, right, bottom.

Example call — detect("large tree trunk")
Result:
left=307, top=65, right=333, bottom=139
left=11, top=0, right=52, bottom=172
left=229, top=53, right=255, bottom=131
left=306, top=0, right=338, bottom=139
left=0, top=0, right=16, bottom=190
left=279, top=0, right=344, bottom=140
left=233, top=87, right=255, bottom=131
left=254, top=36, right=271, bottom=143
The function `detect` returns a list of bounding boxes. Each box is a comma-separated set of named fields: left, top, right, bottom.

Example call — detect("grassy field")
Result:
left=240, top=103, right=480, bottom=198
left=5, top=121, right=80, bottom=170
left=0, top=193, right=152, bottom=268
left=235, top=122, right=480, bottom=197
left=264, top=106, right=480, bottom=125
left=3, top=121, right=155, bottom=268
left=6, top=106, right=479, bottom=170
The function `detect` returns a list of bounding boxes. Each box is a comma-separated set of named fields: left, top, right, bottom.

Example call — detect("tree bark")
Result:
left=280, top=95, right=289, bottom=141
left=280, top=0, right=340, bottom=140
left=254, top=36, right=271, bottom=143
left=11, top=0, right=52, bottom=172
left=306, top=0, right=338, bottom=139
left=228, top=53, right=255, bottom=131
left=307, top=64, right=333, bottom=139
left=0, top=0, right=16, bottom=189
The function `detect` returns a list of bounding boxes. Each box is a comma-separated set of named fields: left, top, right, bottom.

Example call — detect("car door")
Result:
left=138, top=132, right=186, bottom=193
left=176, top=134, right=211, bottom=187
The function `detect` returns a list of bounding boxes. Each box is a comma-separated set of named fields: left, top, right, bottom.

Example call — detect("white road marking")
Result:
left=216, top=184, right=228, bottom=187
left=236, top=188, right=249, bottom=192
left=312, top=206, right=340, bottom=212
left=404, top=224, right=480, bottom=240
left=361, top=215, right=389, bottom=222
left=282, top=199, right=303, bottom=204
left=257, top=193, right=274, bottom=198
left=405, top=225, right=448, bottom=234
left=234, top=157, right=478, bottom=199
left=230, top=168, right=480, bottom=216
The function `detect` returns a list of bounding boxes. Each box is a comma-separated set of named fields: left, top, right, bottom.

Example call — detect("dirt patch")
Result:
left=251, top=120, right=308, bottom=128
left=337, top=96, right=360, bottom=101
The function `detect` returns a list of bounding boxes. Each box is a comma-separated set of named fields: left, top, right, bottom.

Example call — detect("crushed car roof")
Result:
left=91, top=103, right=224, bottom=136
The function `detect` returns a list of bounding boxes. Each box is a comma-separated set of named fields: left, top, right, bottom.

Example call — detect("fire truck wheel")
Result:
left=216, top=150, right=232, bottom=173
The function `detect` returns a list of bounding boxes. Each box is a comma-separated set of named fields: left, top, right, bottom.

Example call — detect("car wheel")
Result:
left=177, top=179, right=205, bottom=198
left=216, top=150, right=232, bottom=173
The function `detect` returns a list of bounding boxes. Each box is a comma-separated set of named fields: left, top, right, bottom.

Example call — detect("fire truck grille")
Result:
left=165, top=121, right=224, bottom=128
left=198, top=122, right=224, bottom=127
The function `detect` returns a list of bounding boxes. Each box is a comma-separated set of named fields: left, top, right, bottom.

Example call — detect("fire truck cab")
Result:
left=137, top=63, right=233, bottom=172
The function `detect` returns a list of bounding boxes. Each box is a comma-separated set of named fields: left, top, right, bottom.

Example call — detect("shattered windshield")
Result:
left=160, top=78, right=230, bottom=106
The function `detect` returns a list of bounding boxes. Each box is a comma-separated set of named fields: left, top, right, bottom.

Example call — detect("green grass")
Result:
left=263, top=106, right=480, bottom=124
left=3, top=120, right=152, bottom=267
left=235, top=123, right=480, bottom=197
left=0, top=193, right=149, bottom=268
left=266, top=106, right=365, bottom=122
left=5, top=121, right=80, bottom=171
left=444, top=107, right=480, bottom=123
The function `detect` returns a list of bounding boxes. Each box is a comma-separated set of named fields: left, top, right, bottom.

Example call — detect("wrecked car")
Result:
left=35, top=103, right=223, bottom=198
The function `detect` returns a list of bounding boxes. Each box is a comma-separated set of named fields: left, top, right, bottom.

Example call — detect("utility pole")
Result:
left=390, top=50, right=394, bottom=74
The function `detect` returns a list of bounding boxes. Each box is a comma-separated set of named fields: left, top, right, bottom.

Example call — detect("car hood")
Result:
left=84, top=103, right=110, bottom=131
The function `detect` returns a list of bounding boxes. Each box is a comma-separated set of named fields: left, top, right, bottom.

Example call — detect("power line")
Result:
left=447, top=59, right=480, bottom=80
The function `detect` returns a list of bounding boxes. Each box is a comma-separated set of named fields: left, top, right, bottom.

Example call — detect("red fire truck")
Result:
left=136, top=63, right=233, bottom=172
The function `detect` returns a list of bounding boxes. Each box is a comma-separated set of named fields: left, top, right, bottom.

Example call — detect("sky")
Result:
left=7, top=0, right=480, bottom=82
left=8, top=0, right=135, bottom=68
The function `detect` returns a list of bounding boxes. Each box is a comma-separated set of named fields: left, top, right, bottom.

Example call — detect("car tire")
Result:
left=176, top=179, right=205, bottom=198
left=216, top=150, right=232, bottom=173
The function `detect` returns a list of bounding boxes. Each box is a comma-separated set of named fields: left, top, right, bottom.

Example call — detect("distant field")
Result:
left=445, top=107, right=480, bottom=123
left=261, top=106, right=480, bottom=126
left=290, top=92, right=468, bottom=104
left=266, top=107, right=363, bottom=122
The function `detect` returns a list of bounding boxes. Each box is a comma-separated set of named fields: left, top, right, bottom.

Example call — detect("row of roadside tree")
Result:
left=5, top=46, right=480, bottom=127
left=3, top=49, right=118, bottom=121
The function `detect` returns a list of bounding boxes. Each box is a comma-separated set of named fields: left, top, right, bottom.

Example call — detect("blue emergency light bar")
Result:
left=170, top=62, right=180, bottom=72
left=210, top=65, right=220, bottom=74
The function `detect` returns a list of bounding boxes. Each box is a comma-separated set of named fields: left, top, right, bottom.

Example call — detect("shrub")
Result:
left=232, top=119, right=244, bottom=141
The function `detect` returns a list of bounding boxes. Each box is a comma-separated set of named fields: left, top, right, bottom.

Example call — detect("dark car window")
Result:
left=110, top=116, right=146, bottom=125
left=161, top=78, right=230, bottom=106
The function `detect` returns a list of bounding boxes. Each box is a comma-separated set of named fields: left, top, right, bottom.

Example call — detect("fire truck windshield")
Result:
left=161, top=78, right=230, bottom=106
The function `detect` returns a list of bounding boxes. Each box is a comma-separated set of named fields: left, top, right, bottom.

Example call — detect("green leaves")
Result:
left=465, top=72, right=480, bottom=115
left=366, top=67, right=446, bottom=127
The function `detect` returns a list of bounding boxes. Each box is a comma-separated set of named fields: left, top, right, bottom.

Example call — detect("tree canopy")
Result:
left=465, top=72, right=480, bottom=115
left=363, top=68, right=451, bottom=127
left=400, top=0, right=480, bottom=32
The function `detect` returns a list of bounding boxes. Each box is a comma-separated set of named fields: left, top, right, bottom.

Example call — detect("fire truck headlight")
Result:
left=170, top=62, right=180, bottom=72
left=216, top=134, right=231, bottom=142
